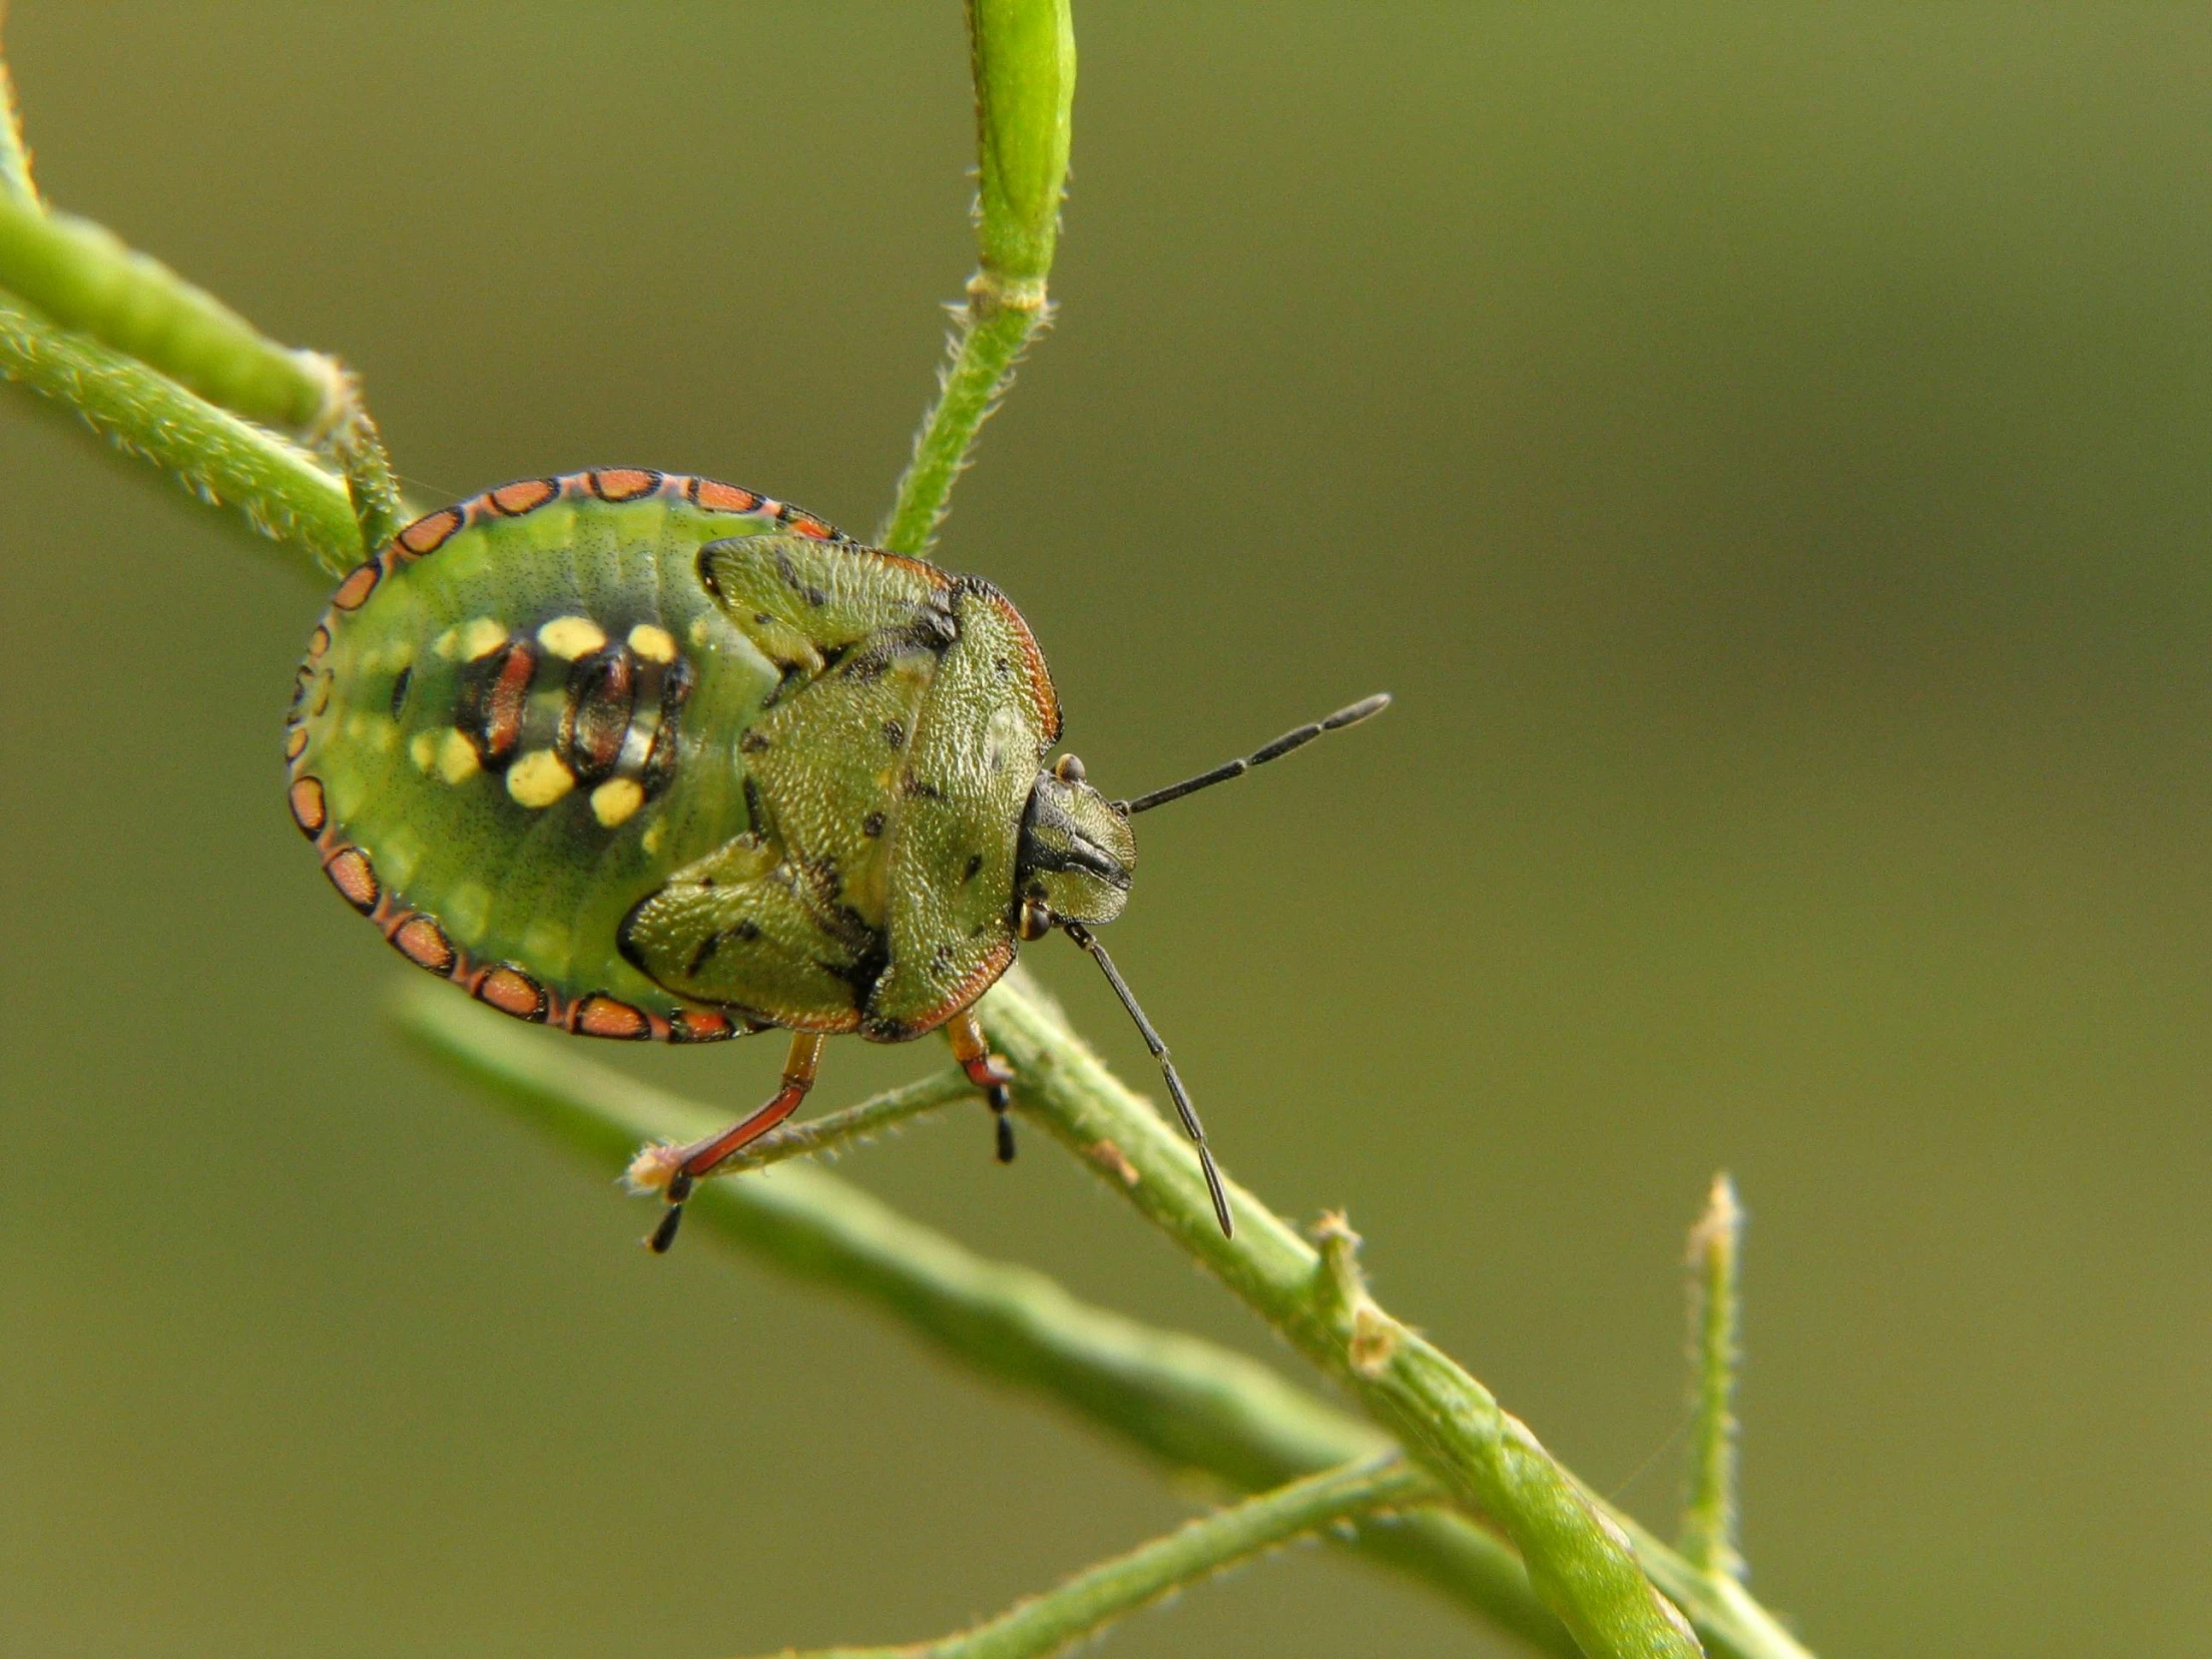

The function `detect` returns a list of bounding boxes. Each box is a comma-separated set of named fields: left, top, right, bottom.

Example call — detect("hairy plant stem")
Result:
left=976, top=982, right=1734, bottom=1659
left=395, top=984, right=1579, bottom=1656
left=400, top=980, right=1813, bottom=1659
left=881, top=290, right=1047, bottom=556
left=0, top=288, right=358, bottom=571
left=0, top=58, right=385, bottom=563
left=324, top=388, right=407, bottom=557
left=0, top=186, right=335, bottom=432
left=1681, top=1174, right=1746, bottom=1581
left=789, top=1455, right=1435, bottom=1659
left=879, top=0, right=1073, bottom=555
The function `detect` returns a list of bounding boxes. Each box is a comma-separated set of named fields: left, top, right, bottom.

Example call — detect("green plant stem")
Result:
left=401, top=977, right=1812, bottom=1659
left=323, top=386, right=407, bottom=556
left=393, top=984, right=1578, bottom=1657
left=0, top=6, right=33, bottom=203
left=976, top=980, right=1814, bottom=1659
left=879, top=0, right=1073, bottom=554
left=880, top=298, right=1045, bottom=556
left=784, top=1455, right=1435, bottom=1659
left=0, top=187, right=334, bottom=431
left=1681, top=1174, right=1746, bottom=1581
left=0, top=287, right=359, bottom=572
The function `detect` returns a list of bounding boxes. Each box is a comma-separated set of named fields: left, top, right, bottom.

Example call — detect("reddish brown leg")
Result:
left=945, top=1008, right=1017, bottom=1163
left=650, top=1031, right=827, bottom=1254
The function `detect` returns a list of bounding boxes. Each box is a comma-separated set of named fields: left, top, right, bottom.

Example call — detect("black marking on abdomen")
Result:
left=454, top=637, right=538, bottom=769
left=560, top=644, right=639, bottom=785
left=640, top=655, right=694, bottom=797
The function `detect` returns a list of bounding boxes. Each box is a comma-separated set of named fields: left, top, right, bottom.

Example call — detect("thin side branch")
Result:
left=0, top=188, right=336, bottom=432
left=1681, top=1174, right=1746, bottom=1581
left=778, top=1456, right=1436, bottom=1659
left=392, top=984, right=1579, bottom=1657
left=324, top=379, right=407, bottom=556
left=0, top=288, right=359, bottom=572
left=879, top=0, right=1074, bottom=555
left=880, top=293, right=1048, bottom=556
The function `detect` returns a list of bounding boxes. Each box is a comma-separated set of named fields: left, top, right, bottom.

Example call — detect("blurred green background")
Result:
left=2, top=5, right=2206, bottom=1655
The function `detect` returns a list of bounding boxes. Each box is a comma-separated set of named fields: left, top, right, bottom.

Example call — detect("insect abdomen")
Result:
left=286, top=471, right=839, bottom=1040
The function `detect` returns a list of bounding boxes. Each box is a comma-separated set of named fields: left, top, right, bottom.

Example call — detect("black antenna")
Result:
left=1062, top=921, right=1235, bottom=1237
left=1112, top=693, right=1391, bottom=816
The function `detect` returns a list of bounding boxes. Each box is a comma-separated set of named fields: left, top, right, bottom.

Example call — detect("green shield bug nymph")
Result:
left=285, top=471, right=1388, bottom=1250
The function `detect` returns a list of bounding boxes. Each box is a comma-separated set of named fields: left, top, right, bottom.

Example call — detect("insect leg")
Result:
left=945, top=1008, right=1017, bottom=1163
left=648, top=1031, right=828, bottom=1254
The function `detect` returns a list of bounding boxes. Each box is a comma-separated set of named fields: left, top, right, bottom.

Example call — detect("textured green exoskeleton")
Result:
left=288, top=471, right=1386, bottom=1248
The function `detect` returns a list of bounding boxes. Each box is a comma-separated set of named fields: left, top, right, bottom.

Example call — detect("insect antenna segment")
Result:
left=1062, top=921, right=1236, bottom=1238
left=1112, top=693, right=1391, bottom=816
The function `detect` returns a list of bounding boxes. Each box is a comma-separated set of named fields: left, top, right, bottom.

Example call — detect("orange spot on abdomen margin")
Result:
left=329, top=561, right=380, bottom=611
left=287, top=776, right=326, bottom=834
left=693, top=479, right=762, bottom=514
left=389, top=912, right=456, bottom=976
left=670, top=1008, right=737, bottom=1043
left=573, top=994, right=652, bottom=1040
left=475, top=965, right=547, bottom=1022
left=489, top=477, right=559, bottom=516
left=590, top=468, right=659, bottom=502
left=322, top=844, right=379, bottom=912
left=396, top=507, right=464, bottom=557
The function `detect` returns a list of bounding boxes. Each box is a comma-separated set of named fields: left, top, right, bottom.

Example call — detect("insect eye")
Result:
left=1053, top=753, right=1087, bottom=785
left=1018, top=896, right=1053, bottom=940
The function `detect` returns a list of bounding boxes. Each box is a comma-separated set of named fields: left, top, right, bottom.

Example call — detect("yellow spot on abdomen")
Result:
left=627, top=624, right=678, bottom=663
left=410, top=731, right=438, bottom=772
left=461, top=617, right=509, bottom=661
left=538, top=615, right=608, bottom=659
left=641, top=820, right=666, bottom=855
left=346, top=712, right=397, bottom=754
left=591, top=777, right=646, bottom=827
left=437, top=730, right=481, bottom=784
left=508, top=750, right=575, bottom=808
left=378, top=832, right=423, bottom=887
left=521, top=919, right=573, bottom=978
left=446, top=882, right=492, bottom=943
